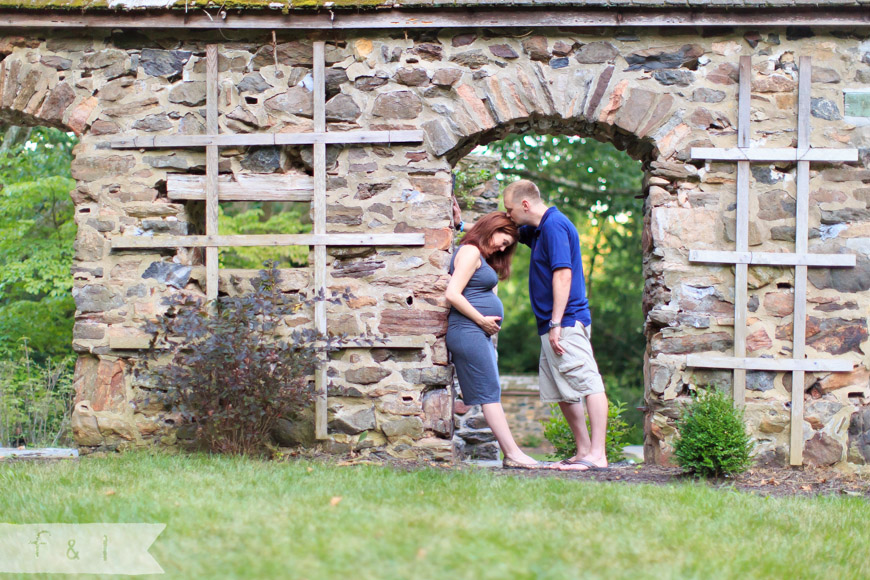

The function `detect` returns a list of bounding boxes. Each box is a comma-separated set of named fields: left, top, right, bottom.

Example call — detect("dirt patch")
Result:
left=493, top=463, right=870, bottom=499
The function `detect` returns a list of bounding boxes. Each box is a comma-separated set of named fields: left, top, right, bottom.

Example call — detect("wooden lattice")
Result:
left=688, top=56, right=858, bottom=466
left=109, top=43, right=429, bottom=439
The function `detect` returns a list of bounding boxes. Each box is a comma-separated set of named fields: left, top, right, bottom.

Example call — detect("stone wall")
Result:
left=1, top=26, right=869, bottom=466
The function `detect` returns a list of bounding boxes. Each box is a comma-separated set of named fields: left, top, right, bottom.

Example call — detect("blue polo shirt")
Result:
left=518, top=207, right=592, bottom=336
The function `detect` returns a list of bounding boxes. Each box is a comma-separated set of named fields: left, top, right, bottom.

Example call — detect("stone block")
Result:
left=381, top=416, right=424, bottom=439
left=379, top=309, right=447, bottom=337
left=803, top=432, right=843, bottom=467
left=372, top=90, right=422, bottom=119
left=329, top=406, right=376, bottom=435
left=346, top=367, right=392, bottom=385
left=168, top=82, right=206, bottom=107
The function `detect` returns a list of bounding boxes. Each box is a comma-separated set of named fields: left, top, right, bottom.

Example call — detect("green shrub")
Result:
left=542, top=399, right=631, bottom=463
left=674, top=389, right=753, bottom=477
left=138, top=263, right=358, bottom=457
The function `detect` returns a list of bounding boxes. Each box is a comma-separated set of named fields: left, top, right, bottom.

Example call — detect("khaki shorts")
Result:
left=539, top=323, right=605, bottom=403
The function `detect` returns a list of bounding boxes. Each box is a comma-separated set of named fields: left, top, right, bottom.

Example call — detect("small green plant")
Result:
left=542, top=400, right=631, bottom=463
left=673, top=388, right=753, bottom=478
left=519, top=434, right=542, bottom=448
left=138, top=262, right=358, bottom=457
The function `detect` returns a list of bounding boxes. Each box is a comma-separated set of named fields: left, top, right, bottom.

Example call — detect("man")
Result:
left=502, top=179, right=609, bottom=471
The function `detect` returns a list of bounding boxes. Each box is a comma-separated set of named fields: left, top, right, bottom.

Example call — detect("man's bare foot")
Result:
left=557, top=455, right=608, bottom=471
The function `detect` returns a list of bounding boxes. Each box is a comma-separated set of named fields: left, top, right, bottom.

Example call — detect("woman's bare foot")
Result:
left=503, top=452, right=538, bottom=466
left=557, top=454, right=608, bottom=471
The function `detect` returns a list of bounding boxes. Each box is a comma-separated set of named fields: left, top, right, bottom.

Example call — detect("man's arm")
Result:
left=549, top=268, right=572, bottom=356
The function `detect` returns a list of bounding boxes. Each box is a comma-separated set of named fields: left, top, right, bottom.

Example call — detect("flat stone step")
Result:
left=0, top=448, right=79, bottom=460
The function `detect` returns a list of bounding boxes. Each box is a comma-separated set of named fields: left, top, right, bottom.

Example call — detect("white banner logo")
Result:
left=0, top=523, right=165, bottom=575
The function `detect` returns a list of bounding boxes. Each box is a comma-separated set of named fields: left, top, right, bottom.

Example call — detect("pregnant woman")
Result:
left=445, top=212, right=542, bottom=469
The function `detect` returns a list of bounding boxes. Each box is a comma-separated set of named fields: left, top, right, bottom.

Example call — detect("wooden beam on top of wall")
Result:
left=111, top=233, right=426, bottom=249
left=167, top=174, right=313, bottom=202
left=2, top=7, right=870, bottom=30
left=108, top=130, right=425, bottom=149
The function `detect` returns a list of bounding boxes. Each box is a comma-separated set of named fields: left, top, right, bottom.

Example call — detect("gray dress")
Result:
left=445, top=249, right=503, bottom=406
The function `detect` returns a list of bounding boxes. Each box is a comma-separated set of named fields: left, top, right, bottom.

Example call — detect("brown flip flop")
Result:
left=560, top=458, right=608, bottom=471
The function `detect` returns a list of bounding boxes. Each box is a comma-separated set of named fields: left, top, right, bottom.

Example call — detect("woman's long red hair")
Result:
left=459, top=212, right=518, bottom=281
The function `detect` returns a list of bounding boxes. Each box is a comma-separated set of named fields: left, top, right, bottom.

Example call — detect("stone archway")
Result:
left=405, top=43, right=707, bottom=463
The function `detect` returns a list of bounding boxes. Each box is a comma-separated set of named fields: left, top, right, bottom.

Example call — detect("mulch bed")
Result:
left=490, top=462, right=870, bottom=499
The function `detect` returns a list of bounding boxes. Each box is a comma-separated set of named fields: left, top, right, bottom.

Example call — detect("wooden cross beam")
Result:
left=687, top=56, right=858, bottom=466
left=166, top=173, right=313, bottom=202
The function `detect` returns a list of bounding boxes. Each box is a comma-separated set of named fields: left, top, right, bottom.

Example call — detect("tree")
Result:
left=0, top=127, right=78, bottom=360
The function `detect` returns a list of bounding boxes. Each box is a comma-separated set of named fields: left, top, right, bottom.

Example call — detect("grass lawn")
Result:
left=2, top=451, right=869, bottom=580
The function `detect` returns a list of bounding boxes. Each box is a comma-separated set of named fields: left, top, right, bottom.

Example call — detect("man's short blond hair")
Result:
left=503, top=179, right=542, bottom=204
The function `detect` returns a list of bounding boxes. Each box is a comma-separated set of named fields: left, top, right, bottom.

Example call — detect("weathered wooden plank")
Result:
left=205, top=44, right=220, bottom=303
left=738, top=56, right=751, bottom=149
left=313, top=40, right=329, bottom=442
left=732, top=55, right=752, bottom=408
left=790, top=56, right=813, bottom=467
left=691, top=147, right=858, bottom=163
left=112, top=233, right=426, bottom=249
left=0, top=448, right=78, bottom=459
left=686, top=355, right=853, bottom=373
left=108, top=130, right=425, bottom=149
left=167, top=174, right=313, bottom=201
left=689, top=250, right=856, bottom=267
left=3, top=8, right=870, bottom=30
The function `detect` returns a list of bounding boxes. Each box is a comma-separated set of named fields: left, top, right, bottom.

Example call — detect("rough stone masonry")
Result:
left=1, top=23, right=869, bottom=467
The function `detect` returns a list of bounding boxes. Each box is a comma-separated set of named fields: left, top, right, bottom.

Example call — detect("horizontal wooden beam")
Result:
left=112, top=233, right=425, bottom=249
left=686, top=354, right=853, bottom=373
left=692, top=147, right=859, bottom=163
left=109, top=130, right=424, bottom=149
left=109, top=335, right=427, bottom=350
left=167, top=173, right=313, bottom=202
left=690, top=250, right=857, bottom=268
left=2, top=7, right=870, bottom=30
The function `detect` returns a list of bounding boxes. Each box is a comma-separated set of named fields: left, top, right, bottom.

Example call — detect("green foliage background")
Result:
left=472, top=135, right=646, bottom=440
left=0, top=127, right=78, bottom=446
left=0, top=127, right=78, bottom=361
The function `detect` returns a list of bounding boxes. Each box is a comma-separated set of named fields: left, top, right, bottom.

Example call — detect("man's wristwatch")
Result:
left=548, top=320, right=561, bottom=329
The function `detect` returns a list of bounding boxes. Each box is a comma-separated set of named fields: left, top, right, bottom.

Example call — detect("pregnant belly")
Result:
left=450, top=292, right=504, bottom=323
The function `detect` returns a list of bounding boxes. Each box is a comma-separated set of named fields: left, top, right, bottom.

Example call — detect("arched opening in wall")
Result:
left=452, top=131, right=646, bottom=460
left=0, top=124, right=78, bottom=448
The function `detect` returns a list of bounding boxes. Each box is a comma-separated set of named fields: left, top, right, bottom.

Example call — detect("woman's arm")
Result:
left=445, top=246, right=502, bottom=335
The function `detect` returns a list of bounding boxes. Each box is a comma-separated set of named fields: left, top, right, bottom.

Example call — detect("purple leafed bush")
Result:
left=137, top=262, right=360, bottom=456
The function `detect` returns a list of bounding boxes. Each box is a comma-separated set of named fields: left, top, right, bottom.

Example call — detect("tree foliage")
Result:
left=218, top=201, right=311, bottom=270
left=0, top=127, right=78, bottom=360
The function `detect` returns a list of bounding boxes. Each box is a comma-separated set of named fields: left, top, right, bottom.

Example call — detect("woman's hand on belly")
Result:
left=479, top=315, right=502, bottom=336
